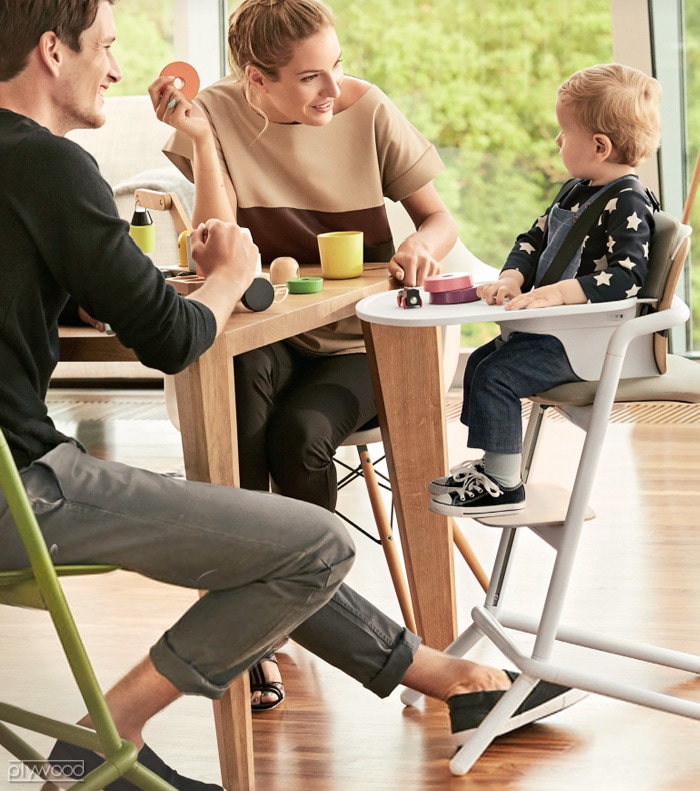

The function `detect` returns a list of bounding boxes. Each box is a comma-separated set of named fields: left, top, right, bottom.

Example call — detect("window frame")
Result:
left=172, top=0, right=228, bottom=89
left=610, top=0, right=690, bottom=352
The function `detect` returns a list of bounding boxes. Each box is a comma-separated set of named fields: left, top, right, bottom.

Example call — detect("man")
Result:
left=0, top=2, right=581, bottom=788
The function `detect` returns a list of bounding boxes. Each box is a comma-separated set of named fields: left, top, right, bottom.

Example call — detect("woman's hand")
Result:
left=393, top=184, right=458, bottom=285
left=389, top=238, right=441, bottom=287
left=147, top=76, right=210, bottom=141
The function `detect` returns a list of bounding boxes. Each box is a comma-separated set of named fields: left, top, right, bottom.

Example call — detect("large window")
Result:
left=329, top=0, right=612, bottom=346
left=110, top=1, right=175, bottom=96
left=109, top=1, right=699, bottom=354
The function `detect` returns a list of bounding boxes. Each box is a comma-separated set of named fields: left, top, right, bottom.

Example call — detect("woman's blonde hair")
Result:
left=557, top=63, right=662, bottom=167
left=228, top=0, right=335, bottom=135
left=229, top=0, right=334, bottom=80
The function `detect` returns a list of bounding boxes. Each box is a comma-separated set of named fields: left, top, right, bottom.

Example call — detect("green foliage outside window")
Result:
left=333, top=0, right=612, bottom=346
left=110, top=2, right=174, bottom=94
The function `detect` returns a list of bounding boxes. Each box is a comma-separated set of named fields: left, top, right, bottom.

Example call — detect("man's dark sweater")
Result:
left=0, top=109, right=216, bottom=468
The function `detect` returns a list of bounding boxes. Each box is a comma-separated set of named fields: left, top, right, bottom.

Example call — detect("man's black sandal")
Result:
left=48, top=739, right=222, bottom=790
left=448, top=670, right=587, bottom=745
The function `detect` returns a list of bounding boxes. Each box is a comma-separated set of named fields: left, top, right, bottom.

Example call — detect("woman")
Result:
left=149, top=0, right=458, bottom=710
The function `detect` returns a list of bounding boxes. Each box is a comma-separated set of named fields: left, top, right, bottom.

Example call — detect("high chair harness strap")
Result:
left=536, top=176, right=645, bottom=288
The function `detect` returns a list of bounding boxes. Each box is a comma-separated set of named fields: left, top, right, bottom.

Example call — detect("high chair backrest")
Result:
left=637, top=210, right=692, bottom=374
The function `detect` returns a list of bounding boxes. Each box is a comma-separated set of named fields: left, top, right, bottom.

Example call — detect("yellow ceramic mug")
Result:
left=317, top=231, right=363, bottom=279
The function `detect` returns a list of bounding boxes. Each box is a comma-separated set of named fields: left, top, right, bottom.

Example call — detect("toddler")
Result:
left=430, top=63, right=662, bottom=517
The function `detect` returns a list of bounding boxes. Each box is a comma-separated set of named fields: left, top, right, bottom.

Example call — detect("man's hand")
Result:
left=187, top=220, right=260, bottom=334
left=189, top=220, right=257, bottom=283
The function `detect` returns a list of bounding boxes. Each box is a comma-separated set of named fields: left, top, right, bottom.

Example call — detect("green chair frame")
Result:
left=0, top=428, right=176, bottom=790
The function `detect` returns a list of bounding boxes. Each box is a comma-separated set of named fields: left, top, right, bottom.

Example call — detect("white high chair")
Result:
left=394, top=209, right=700, bottom=777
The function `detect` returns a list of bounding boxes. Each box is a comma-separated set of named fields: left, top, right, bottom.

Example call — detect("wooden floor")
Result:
left=2, top=387, right=700, bottom=791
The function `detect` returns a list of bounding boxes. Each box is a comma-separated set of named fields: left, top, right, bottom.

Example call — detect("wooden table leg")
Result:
left=211, top=675, right=254, bottom=791
left=363, top=321, right=457, bottom=649
left=174, top=338, right=255, bottom=791
left=175, top=337, right=239, bottom=488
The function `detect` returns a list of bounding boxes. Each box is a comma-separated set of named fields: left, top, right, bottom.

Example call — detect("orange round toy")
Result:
left=159, top=61, right=200, bottom=101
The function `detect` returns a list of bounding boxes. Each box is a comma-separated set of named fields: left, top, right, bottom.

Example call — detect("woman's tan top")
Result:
left=163, top=78, right=443, bottom=354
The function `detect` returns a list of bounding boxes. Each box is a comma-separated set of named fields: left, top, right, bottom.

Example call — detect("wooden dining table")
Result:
left=57, top=261, right=478, bottom=790
left=171, top=264, right=401, bottom=790
left=168, top=265, right=464, bottom=646
left=59, top=264, right=418, bottom=791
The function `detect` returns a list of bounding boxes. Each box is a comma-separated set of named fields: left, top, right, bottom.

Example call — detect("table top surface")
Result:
left=355, top=289, right=640, bottom=327
left=170, top=263, right=394, bottom=356
left=230, top=263, right=389, bottom=320
left=59, top=264, right=392, bottom=355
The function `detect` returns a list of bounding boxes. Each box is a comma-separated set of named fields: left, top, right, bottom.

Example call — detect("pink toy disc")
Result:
left=159, top=61, right=200, bottom=101
left=423, top=272, right=474, bottom=293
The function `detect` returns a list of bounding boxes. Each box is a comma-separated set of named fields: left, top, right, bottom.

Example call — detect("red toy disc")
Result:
left=159, top=61, right=200, bottom=101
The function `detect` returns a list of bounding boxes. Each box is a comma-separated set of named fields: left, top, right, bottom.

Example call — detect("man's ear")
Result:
left=37, top=31, right=63, bottom=77
left=593, top=133, right=614, bottom=160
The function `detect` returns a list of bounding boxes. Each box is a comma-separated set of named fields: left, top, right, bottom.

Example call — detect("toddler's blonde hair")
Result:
left=558, top=63, right=662, bottom=166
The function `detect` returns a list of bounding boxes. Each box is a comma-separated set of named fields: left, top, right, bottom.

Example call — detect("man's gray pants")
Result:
left=0, top=442, right=419, bottom=699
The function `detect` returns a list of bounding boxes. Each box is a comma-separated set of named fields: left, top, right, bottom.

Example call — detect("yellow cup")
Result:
left=317, top=231, right=363, bottom=279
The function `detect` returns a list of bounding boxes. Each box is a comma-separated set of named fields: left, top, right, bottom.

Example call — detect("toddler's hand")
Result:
left=477, top=277, right=522, bottom=305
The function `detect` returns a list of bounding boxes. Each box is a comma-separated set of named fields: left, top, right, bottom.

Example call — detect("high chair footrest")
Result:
left=475, top=483, right=595, bottom=528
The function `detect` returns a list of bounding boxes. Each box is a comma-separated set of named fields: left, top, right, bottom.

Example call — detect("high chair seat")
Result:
left=534, top=351, right=700, bottom=407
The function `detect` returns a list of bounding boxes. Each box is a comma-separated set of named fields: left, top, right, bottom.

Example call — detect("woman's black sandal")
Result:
left=249, top=652, right=285, bottom=711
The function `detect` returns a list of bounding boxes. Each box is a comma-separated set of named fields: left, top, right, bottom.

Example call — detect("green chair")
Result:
left=0, top=428, right=176, bottom=790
